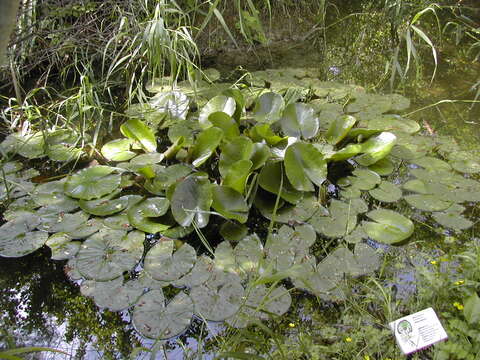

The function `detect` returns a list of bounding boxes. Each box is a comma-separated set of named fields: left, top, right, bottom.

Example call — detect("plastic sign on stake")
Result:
left=389, top=307, right=448, bottom=355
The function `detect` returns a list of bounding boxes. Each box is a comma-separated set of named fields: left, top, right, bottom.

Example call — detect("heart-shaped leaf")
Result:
left=127, top=197, right=170, bottom=233
left=325, top=115, right=357, bottom=145
left=191, top=127, right=224, bottom=167
left=101, top=138, right=136, bottom=161
left=171, top=174, right=213, bottom=228
left=64, top=166, right=122, bottom=200
left=144, top=239, right=196, bottom=281
left=120, top=119, right=157, bottom=152
left=279, top=103, right=319, bottom=139
left=199, top=95, right=236, bottom=129
left=356, top=132, right=397, bottom=166
left=133, top=290, right=194, bottom=339
left=212, top=185, right=249, bottom=223
left=253, top=92, right=285, bottom=124
left=363, top=209, right=414, bottom=244
left=284, top=142, right=327, bottom=191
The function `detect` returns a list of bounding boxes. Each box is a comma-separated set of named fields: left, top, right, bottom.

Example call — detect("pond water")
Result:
left=1, top=16, right=480, bottom=360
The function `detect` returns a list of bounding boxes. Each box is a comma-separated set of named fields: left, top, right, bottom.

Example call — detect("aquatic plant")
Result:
left=1, top=68, right=479, bottom=340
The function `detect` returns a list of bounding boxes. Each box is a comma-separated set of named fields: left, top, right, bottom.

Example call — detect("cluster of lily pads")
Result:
left=1, top=67, right=479, bottom=340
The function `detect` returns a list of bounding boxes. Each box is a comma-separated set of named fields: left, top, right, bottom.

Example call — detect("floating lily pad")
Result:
left=368, top=115, right=420, bottom=135
left=101, top=139, right=136, bottom=161
left=0, top=217, right=47, bottom=258
left=411, top=156, right=452, bottom=172
left=363, top=209, right=414, bottom=244
left=46, top=143, right=83, bottom=162
left=369, top=181, right=402, bottom=202
left=32, top=179, right=78, bottom=212
left=46, top=233, right=80, bottom=260
left=171, top=174, right=212, bottom=228
left=190, top=270, right=244, bottom=321
left=102, top=213, right=132, bottom=231
left=133, top=290, right=194, bottom=339
left=75, top=229, right=144, bottom=281
left=432, top=211, right=473, bottom=231
left=248, top=124, right=285, bottom=146
left=368, top=157, right=395, bottom=175
left=127, top=197, right=170, bottom=234
left=81, top=277, right=144, bottom=311
left=214, top=241, right=237, bottom=274
left=80, top=194, right=142, bottom=216
left=284, top=142, right=327, bottom=192
left=208, top=112, right=240, bottom=140
left=308, top=200, right=357, bottom=238
left=199, top=95, right=236, bottom=129
left=234, top=234, right=264, bottom=278
left=279, top=103, right=319, bottom=139
left=220, top=222, right=249, bottom=242
left=404, top=194, right=452, bottom=212
left=144, top=239, right=196, bottom=281
left=227, top=285, right=292, bottom=328
left=222, top=159, right=253, bottom=194
left=64, top=166, right=122, bottom=200
left=144, top=164, right=193, bottom=194
left=172, top=255, right=214, bottom=288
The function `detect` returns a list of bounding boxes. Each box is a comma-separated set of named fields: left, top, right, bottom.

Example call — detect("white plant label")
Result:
left=389, top=307, right=448, bottom=355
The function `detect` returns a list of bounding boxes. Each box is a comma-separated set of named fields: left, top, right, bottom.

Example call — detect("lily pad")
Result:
left=199, top=95, right=236, bottom=129
left=368, top=157, right=395, bottom=175
left=369, top=181, right=402, bottom=202
left=208, top=112, right=240, bottom=140
left=150, top=90, right=189, bottom=123
left=404, top=194, right=452, bottom=212
left=46, top=233, right=80, bottom=260
left=127, top=197, right=170, bottom=234
left=80, top=194, right=142, bottom=216
left=81, top=277, right=144, bottom=311
left=64, top=166, right=122, bottom=200
left=75, top=229, right=144, bottom=281
left=284, top=142, right=327, bottom=192
left=279, top=103, right=319, bottom=139
left=363, top=209, right=414, bottom=244
left=432, top=212, right=473, bottom=231
left=191, top=127, right=224, bottom=167
left=220, top=222, right=249, bottom=242
left=144, top=164, right=193, bottom=194
left=101, top=139, right=136, bottom=161
left=171, top=174, right=213, bottom=228
left=258, top=161, right=304, bottom=204
left=144, top=239, right=196, bottom=281
left=120, top=119, right=157, bottom=152
left=325, top=115, right=357, bottom=145
left=133, top=290, right=194, bottom=339
left=0, top=217, right=48, bottom=258
left=411, top=156, right=451, bottom=172
left=308, top=200, right=357, bottom=238
left=356, top=132, right=397, bottom=166
left=222, top=159, right=253, bottom=194
left=253, top=92, right=285, bottom=124
left=212, top=185, right=249, bottom=223
left=234, top=234, right=264, bottom=278
left=190, top=270, right=244, bottom=321
left=172, top=255, right=214, bottom=288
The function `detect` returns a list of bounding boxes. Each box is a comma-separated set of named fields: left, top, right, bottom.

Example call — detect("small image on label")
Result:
left=389, top=307, right=448, bottom=355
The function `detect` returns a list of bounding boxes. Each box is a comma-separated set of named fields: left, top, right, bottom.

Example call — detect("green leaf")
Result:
left=80, top=194, right=141, bottom=216
left=199, top=95, right=236, bottom=129
left=308, top=200, right=357, bottom=238
left=253, top=92, right=285, bottom=124
left=64, top=166, right=122, bottom=200
left=223, top=159, right=253, bottom=194
left=284, top=142, right=327, bottom=191
left=369, top=181, right=402, bottom=202
left=171, top=174, right=213, bottom=228
left=464, top=293, right=480, bottom=325
left=76, top=229, right=144, bottom=281
left=219, top=137, right=254, bottom=177
left=325, top=115, right=357, bottom=145
left=212, top=185, right=249, bottom=223
left=0, top=216, right=47, bottom=258
left=144, top=164, right=193, bottom=195
left=356, top=132, right=397, bottom=166
left=190, top=270, right=244, bottom=321
left=329, top=144, right=363, bottom=162
left=120, top=119, right=157, bottom=152
left=279, top=103, right=319, bottom=139
left=191, top=127, right=224, bottom=167
left=248, top=124, right=285, bottom=145
left=144, top=239, right=196, bottom=281
left=363, top=209, right=414, bottom=244
left=101, top=139, right=136, bottom=161
left=133, top=290, right=194, bottom=339
left=208, top=112, right=240, bottom=140
left=81, top=277, right=144, bottom=311
left=404, top=194, right=452, bottom=212
left=127, top=197, right=171, bottom=234
left=46, top=233, right=80, bottom=260
left=258, top=161, right=304, bottom=204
